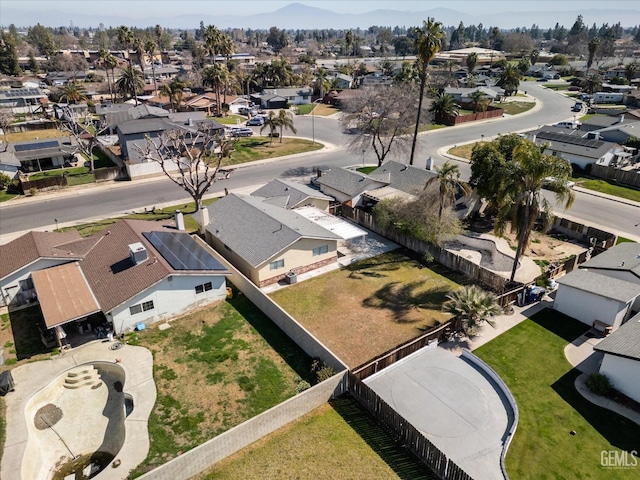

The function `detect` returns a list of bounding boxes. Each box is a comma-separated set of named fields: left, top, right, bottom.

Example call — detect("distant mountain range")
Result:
left=2, top=2, right=635, bottom=30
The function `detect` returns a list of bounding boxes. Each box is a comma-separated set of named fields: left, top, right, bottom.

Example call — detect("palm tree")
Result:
left=159, top=78, right=187, bottom=112
left=497, top=63, right=520, bottom=96
left=202, top=63, right=228, bottom=116
left=530, top=49, right=540, bottom=66
left=203, top=25, right=221, bottom=64
left=495, top=139, right=575, bottom=282
left=466, top=52, right=478, bottom=74
left=443, top=285, right=502, bottom=336
left=314, top=68, right=330, bottom=98
left=582, top=73, right=602, bottom=95
left=260, top=111, right=279, bottom=145
left=98, top=48, right=116, bottom=102
left=410, top=18, right=444, bottom=165
left=276, top=109, right=297, bottom=143
left=145, top=39, right=159, bottom=94
left=429, top=93, right=459, bottom=123
left=467, top=89, right=488, bottom=113
left=115, top=65, right=144, bottom=103
left=586, top=37, right=600, bottom=73
left=59, top=82, right=87, bottom=104
left=425, top=161, right=470, bottom=220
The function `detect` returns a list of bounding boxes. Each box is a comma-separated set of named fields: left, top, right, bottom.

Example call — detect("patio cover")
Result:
left=294, top=206, right=368, bottom=240
left=31, top=262, right=101, bottom=328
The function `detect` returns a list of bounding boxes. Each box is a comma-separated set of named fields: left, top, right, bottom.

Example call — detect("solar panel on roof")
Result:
left=143, top=231, right=225, bottom=271
left=14, top=140, right=59, bottom=152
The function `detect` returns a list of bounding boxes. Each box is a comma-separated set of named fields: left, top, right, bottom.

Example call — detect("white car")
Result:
left=543, top=177, right=576, bottom=190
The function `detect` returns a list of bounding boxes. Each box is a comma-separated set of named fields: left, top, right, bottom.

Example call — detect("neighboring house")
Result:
left=250, top=93, right=288, bottom=110
left=251, top=178, right=333, bottom=211
left=315, top=168, right=387, bottom=207
left=0, top=148, right=21, bottom=177
left=263, top=87, right=313, bottom=105
left=367, top=160, right=437, bottom=195
left=360, top=74, right=393, bottom=87
left=9, top=139, right=74, bottom=172
left=225, top=96, right=252, bottom=114
left=183, top=92, right=217, bottom=115
left=204, top=193, right=341, bottom=287
left=0, top=88, right=48, bottom=114
left=444, top=86, right=503, bottom=105
left=1, top=219, right=229, bottom=337
left=332, top=74, right=353, bottom=90
left=594, top=313, right=640, bottom=403
left=586, top=123, right=640, bottom=145
left=45, top=71, right=87, bottom=86
left=580, top=113, right=638, bottom=133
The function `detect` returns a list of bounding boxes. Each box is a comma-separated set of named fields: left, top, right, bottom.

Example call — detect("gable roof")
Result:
left=117, top=118, right=168, bottom=135
left=0, top=230, right=83, bottom=280
left=251, top=179, right=332, bottom=209
left=556, top=269, right=640, bottom=303
left=594, top=313, right=640, bottom=361
left=368, top=161, right=437, bottom=195
left=533, top=131, right=617, bottom=159
left=316, top=168, right=384, bottom=197
left=205, top=194, right=340, bottom=267
left=580, top=242, right=640, bottom=278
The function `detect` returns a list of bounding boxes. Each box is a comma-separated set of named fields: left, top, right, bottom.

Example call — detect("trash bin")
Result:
left=285, top=271, right=297, bottom=284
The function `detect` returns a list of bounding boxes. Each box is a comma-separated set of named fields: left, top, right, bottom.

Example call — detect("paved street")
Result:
left=2, top=82, right=639, bottom=243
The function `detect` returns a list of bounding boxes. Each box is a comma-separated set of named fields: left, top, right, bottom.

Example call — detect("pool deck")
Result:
left=2, top=340, right=156, bottom=480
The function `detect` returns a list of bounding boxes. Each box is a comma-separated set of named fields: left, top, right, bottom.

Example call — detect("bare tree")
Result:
left=133, top=124, right=236, bottom=211
left=0, top=110, right=15, bottom=151
left=58, top=108, right=110, bottom=172
left=340, top=84, right=417, bottom=167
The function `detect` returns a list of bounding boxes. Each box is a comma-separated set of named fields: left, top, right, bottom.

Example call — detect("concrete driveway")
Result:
left=364, top=346, right=514, bottom=480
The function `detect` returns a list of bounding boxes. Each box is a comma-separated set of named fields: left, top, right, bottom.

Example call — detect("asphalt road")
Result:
left=2, top=81, right=639, bottom=241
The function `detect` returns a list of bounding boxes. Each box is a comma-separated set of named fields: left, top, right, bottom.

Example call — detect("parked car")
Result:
left=543, top=177, right=576, bottom=190
left=246, top=116, right=265, bottom=126
left=572, top=102, right=583, bottom=112
left=231, top=127, right=253, bottom=137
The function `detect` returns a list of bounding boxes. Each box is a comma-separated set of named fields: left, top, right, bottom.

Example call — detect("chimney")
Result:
left=426, top=156, right=434, bottom=171
left=317, top=168, right=322, bottom=177
left=199, top=205, right=209, bottom=235
left=186, top=117, right=193, bottom=126
left=532, top=134, right=537, bottom=143
left=175, top=210, right=185, bottom=230
left=618, top=114, right=625, bottom=124
left=129, top=242, right=148, bottom=265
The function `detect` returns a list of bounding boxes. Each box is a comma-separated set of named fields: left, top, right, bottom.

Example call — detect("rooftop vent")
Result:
left=129, top=242, right=148, bottom=265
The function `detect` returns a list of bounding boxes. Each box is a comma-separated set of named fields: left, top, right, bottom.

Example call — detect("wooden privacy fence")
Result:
left=590, top=164, right=640, bottom=189
left=348, top=373, right=474, bottom=480
left=352, top=320, right=455, bottom=380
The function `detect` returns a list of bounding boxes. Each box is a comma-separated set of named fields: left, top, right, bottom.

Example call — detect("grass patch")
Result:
left=129, top=296, right=313, bottom=476
left=448, top=142, right=485, bottom=160
left=197, top=397, right=437, bottom=480
left=313, top=104, right=339, bottom=116
left=225, top=137, right=322, bottom=165
left=616, top=236, right=636, bottom=245
left=214, top=115, right=245, bottom=125
left=475, top=309, right=640, bottom=479
left=2, top=306, right=52, bottom=361
left=495, top=101, right=535, bottom=115
left=357, top=166, right=378, bottom=174
left=0, top=190, right=18, bottom=203
left=542, top=84, right=571, bottom=90
left=269, top=249, right=461, bottom=367
left=6, top=129, right=68, bottom=143
left=573, top=173, right=640, bottom=203
left=295, top=103, right=316, bottom=115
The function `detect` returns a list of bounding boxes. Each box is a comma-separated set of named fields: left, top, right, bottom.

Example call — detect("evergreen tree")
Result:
left=0, top=32, right=21, bottom=75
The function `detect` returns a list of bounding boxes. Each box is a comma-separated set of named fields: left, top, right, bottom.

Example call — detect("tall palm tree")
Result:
left=497, top=63, right=520, bottom=96
left=495, top=139, right=575, bottom=282
left=429, top=93, right=459, bottom=123
left=202, top=63, right=228, bottom=116
left=276, top=109, right=297, bottom=143
left=145, top=39, right=159, bottom=94
left=59, top=82, right=87, bottom=104
left=98, top=48, right=115, bottom=103
left=586, top=37, right=600, bottom=73
left=203, top=25, right=221, bottom=65
left=582, top=73, right=602, bottom=95
left=159, top=78, right=187, bottom=112
left=466, top=52, right=478, bottom=74
left=260, top=111, right=279, bottom=145
left=315, top=68, right=330, bottom=98
left=115, top=65, right=144, bottom=103
left=410, top=18, right=444, bottom=165
left=116, top=26, right=140, bottom=105
left=443, top=285, right=502, bottom=336
left=467, top=89, right=488, bottom=113
left=425, top=161, right=470, bottom=220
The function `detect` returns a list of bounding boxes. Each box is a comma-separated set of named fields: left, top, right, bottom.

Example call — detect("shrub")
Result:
left=0, top=173, right=11, bottom=190
left=586, top=372, right=613, bottom=396
left=310, top=357, right=336, bottom=383
left=295, top=380, right=311, bottom=394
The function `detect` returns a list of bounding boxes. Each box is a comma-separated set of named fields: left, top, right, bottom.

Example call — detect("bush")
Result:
left=0, top=173, right=11, bottom=190
left=570, top=163, right=583, bottom=175
left=295, top=380, right=311, bottom=394
left=586, top=372, right=613, bottom=396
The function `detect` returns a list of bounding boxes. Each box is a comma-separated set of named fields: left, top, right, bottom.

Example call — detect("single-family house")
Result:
left=225, top=96, right=252, bottom=114
left=251, top=179, right=333, bottom=211
left=594, top=313, right=640, bottom=403
left=586, top=123, right=640, bottom=145
left=45, top=71, right=87, bottom=86
left=0, top=88, right=48, bottom=114
left=332, top=74, right=353, bottom=90
left=8, top=139, right=75, bottom=172
left=444, top=86, right=503, bottom=105
left=0, top=148, right=21, bottom=177
left=1, top=219, right=229, bottom=341
left=580, top=113, right=638, bottom=133
left=204, top=193, right=341, bottom=287
left=250, top=93, right=288, bottom=110
left=315, top=168, right=387, bottom=207
left=263, top=87, right=313, bottom=105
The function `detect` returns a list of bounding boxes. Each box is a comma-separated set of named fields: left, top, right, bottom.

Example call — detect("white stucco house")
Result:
left=594, top=313, right=640, bottom=403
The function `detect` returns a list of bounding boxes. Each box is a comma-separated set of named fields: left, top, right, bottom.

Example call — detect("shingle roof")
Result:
left=205, top=194, right=340, bottom=267
left=367, top=161, right=437, bottom=195
left=556, top=269, right=640, bottom=303
left=0, top=230, right=83, bottom=280
left=534, top=131, right=616, bottom=159
left=594, top=313, right=640, bottom=360
left=251, top=179, right=332, bottom=209
left=316, top=168, right=383, bottom=197
left=117, top=118, right=168, bottom=135
left=580, top=242, right=640, bottom=278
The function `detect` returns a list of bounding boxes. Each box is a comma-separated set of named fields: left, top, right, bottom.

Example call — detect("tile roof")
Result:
left=556, top=269, right=640, bottom=303
left=368, top=161, right=437, bottom=195
left=0, top=230, right=83, bottom=280
left=594, top=313, right=640, bottom=360
left=316, top=168, right=384, bottom=197
left=205, top=194, right=341, bottom=267
left=580, top=242, right=640, bottom=278
left=251, top=179, right=332, bottom=209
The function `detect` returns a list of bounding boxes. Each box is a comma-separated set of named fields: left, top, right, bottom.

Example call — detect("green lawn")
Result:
left=214, top=115, right=245, bottom=125
left=573, top=174, right=640, bottom=203
left=357, top=166, right=378, bottom=175
left=225, top=137, right=322, bottom=165
left=475, top=309, right=640, bottom=479
left=0, top=190, right=18, bottom=203
left=616, top=236, right=636, bottom=245
left=295, top=104, right=316, bottom=115
left=198, top=397, right=437, bottom=480
left=495, top=101, right=535, bottom=115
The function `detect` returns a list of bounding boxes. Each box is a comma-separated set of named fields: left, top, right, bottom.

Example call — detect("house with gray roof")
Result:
left=263, top=87, right=313, bottom=105
left=6, top=138, right=75, bottom=173
left=250, top=92, right=288, bottom=110
left=315, top=168, right=386, bottom=207
left=594, top=312, right=640, bottom=403
left=530, top=130, right=626, bottom=169
left=367, top=160, right=437, bottom=195
left=204, top=193, right=341, bottom=287
left=0, top=148, right=21, bottom=177
left=251, top=179, right=333, bottom=211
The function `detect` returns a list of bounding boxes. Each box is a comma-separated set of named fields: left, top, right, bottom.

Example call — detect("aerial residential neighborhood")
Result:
left=1, top=1, right=640, bottom=479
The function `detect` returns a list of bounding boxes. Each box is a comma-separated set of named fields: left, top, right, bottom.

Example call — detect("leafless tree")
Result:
left=340, top=84, right=417, bottom=167
left=58, top=108, right=110, bottom=172
left=0, top=110, right=15, bottom=151
left=133, top=124, right=236, bottom=211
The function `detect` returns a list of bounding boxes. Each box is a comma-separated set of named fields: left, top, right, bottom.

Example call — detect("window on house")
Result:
left=142, top=300, right=154, bottom=311
left=270, top=259, right=285, bottom=270
left=195, top=282, right=213, bottom=294
left=312, top=245, right=329, bottom=256
left=129, top=304, right=142, bottom=315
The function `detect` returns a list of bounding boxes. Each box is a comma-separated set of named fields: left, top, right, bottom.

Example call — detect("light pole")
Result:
left=311, top=99, right=321, bottom=145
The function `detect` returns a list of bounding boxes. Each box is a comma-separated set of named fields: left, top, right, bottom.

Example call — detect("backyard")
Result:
left=123, top=295, right=314, bottom=476
left=475, top=309, right=640, bottom=479
left=269, top=250, right=469, bottom=367
left=197, top=397, right=437, bottom=480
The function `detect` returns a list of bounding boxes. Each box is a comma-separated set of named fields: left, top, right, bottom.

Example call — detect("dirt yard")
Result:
left=502, top=229, right=588, bottom=264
